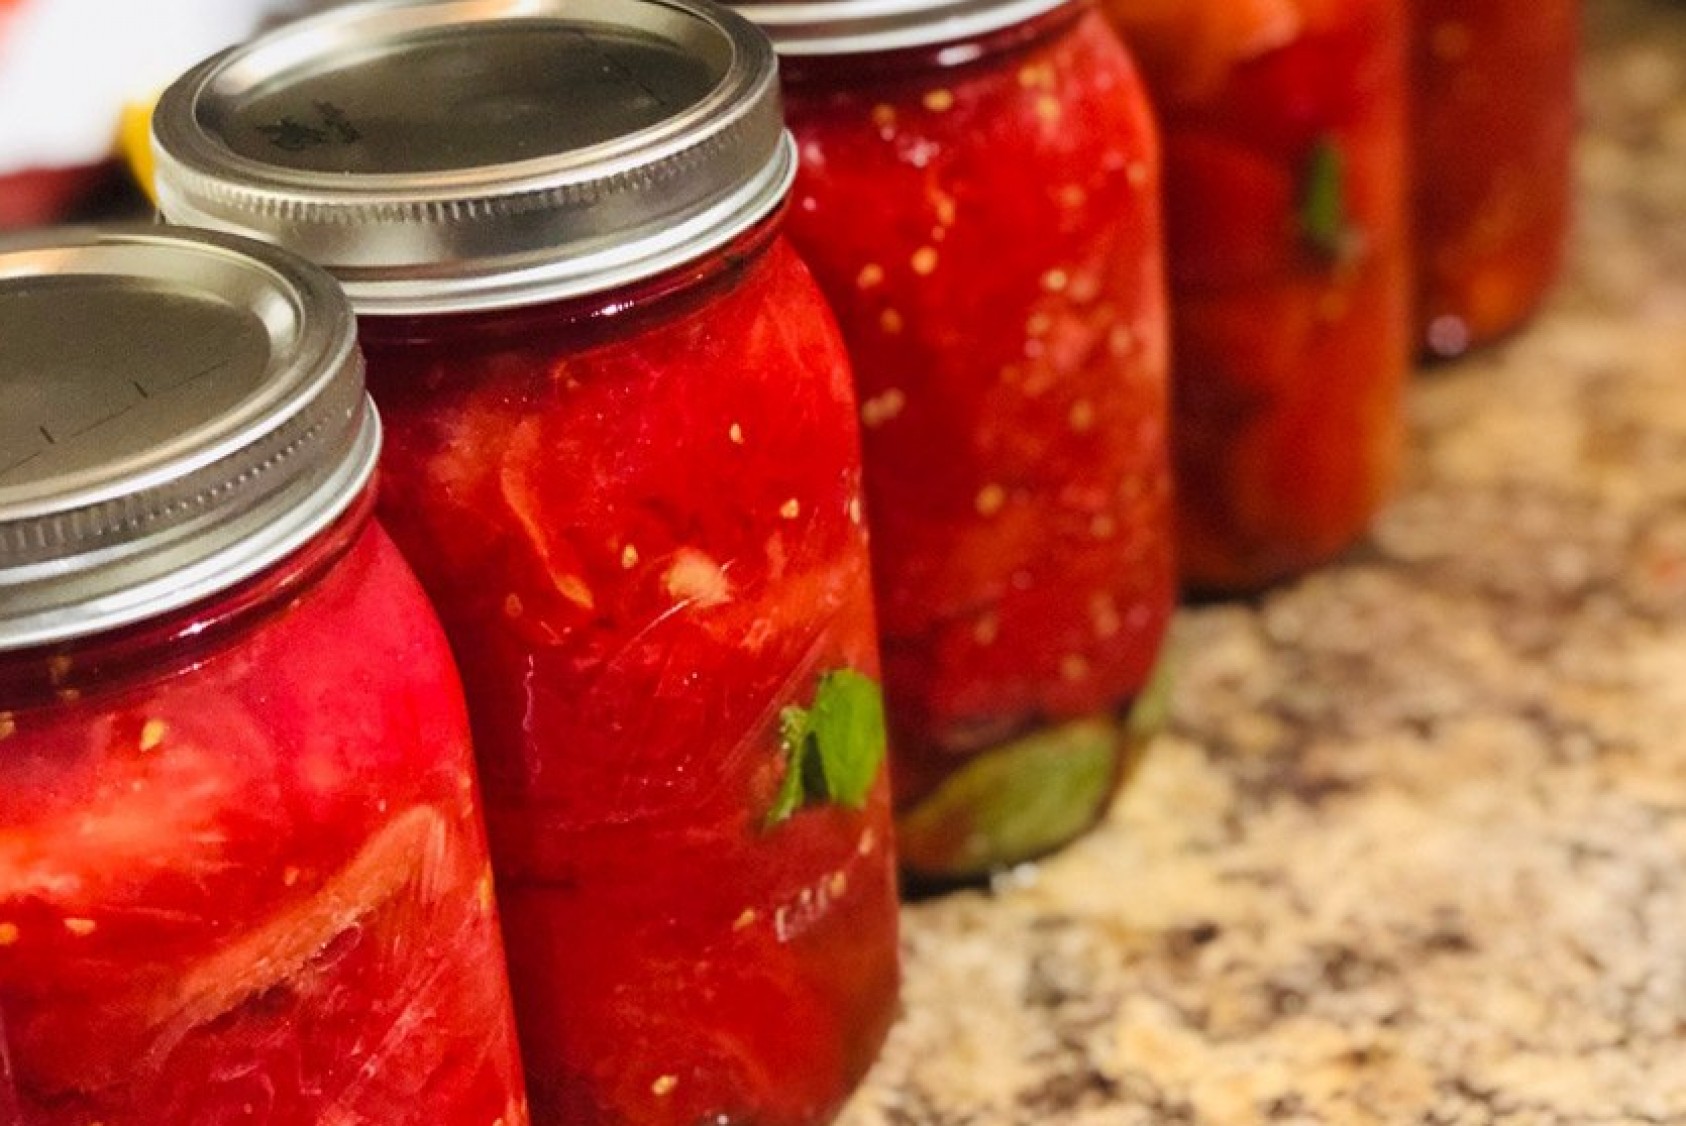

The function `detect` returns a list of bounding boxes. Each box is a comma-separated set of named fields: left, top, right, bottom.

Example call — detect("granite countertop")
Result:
left=839, top=2, right=1686, bottom=1122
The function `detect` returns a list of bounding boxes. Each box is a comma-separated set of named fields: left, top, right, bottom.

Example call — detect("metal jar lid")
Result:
left=152, top=0, right=794, bottom=315
left=729, top=0, right=1077, bottom=56
left=0, top=225, right=377, bottom=651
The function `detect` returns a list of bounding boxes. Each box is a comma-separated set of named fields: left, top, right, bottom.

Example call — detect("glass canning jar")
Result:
left=1411, top=0, right=1579, bottom=358
left=732, top=0, right=1178, bottom=881
left=0, top=226, right=525, bottom=1125
left=1102, top=0, right=1413, bottom=591
left=152, top=3, right=900, bottom=1123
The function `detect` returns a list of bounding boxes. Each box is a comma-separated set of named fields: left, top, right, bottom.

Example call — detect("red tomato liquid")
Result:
left=777, top=5, right=1177, bottom=877
left=1411, top=0, right=1578, bottom=358
left=0, top=504, right=527, bottom=1125
left=358, top=224, right=900, bottom=1126
left=1105, top=0, right=1412, bottom=590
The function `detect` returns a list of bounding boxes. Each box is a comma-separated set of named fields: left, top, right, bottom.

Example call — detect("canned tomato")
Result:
left=733, top=0, right=1178, bottom=881
left=1411, top=0, right=1578, bottom=358
left=153, top=3, right=900, bottom=1122
left=1103, top=0, right=1412, bottom=590
left=0, top=226, right=525, bottom=1124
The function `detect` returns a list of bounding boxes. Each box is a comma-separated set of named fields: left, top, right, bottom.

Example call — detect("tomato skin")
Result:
left=358, top=223, right=900, bottom=1126
left=0, top=506, right=527, bottom=1126
left=1410, top=0, right=1577, bottom=358
left=776, top=7, right=1177, bottom=870
left=1106, top=0, right=1411, bottom=591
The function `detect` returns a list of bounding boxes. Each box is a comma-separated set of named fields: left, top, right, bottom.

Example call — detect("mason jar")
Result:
left=153, top=3, right=900, bottom=1122
left=1411, top=0, right=1579, bottom=358
left=732, top=0, right=1178, bottom=881
left=1102, top=0, right=1412, bottom=590
left=0, top=226, right=526, bottom=1125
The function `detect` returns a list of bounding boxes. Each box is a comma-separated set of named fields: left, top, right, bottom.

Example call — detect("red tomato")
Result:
left=1164, top=134, right=1296, bottom=285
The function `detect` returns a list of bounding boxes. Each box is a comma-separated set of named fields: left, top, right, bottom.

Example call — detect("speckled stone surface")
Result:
left=838, top=2, right=1686, bottom=1122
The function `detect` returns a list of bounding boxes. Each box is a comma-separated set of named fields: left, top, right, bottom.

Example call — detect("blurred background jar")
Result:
left=0, top=227, right=526, bottom=1125
left=1411, top=0, right=1580, bottom=359
left=732, top=0, right=1178, bottom=882
left=153, top=2, right=900, bottom=1122
left=1102, top=0, right=1412, bottom=591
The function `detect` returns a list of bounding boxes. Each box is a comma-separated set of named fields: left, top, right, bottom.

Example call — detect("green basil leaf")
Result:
left=764, top=669, right=888, bottom=828
left=1299, top=136, right=1358, bottom=262
left=809, top=669, right=888, bottom=809
left=765, top=706, right=812, bottom=826
left=1124, top=648, right=1175, bottom=746
left=896, top=717, right=1122, bottom=880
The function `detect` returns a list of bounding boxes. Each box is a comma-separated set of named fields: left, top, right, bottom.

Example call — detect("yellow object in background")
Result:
left=120, top=98, right=159, bottom=204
